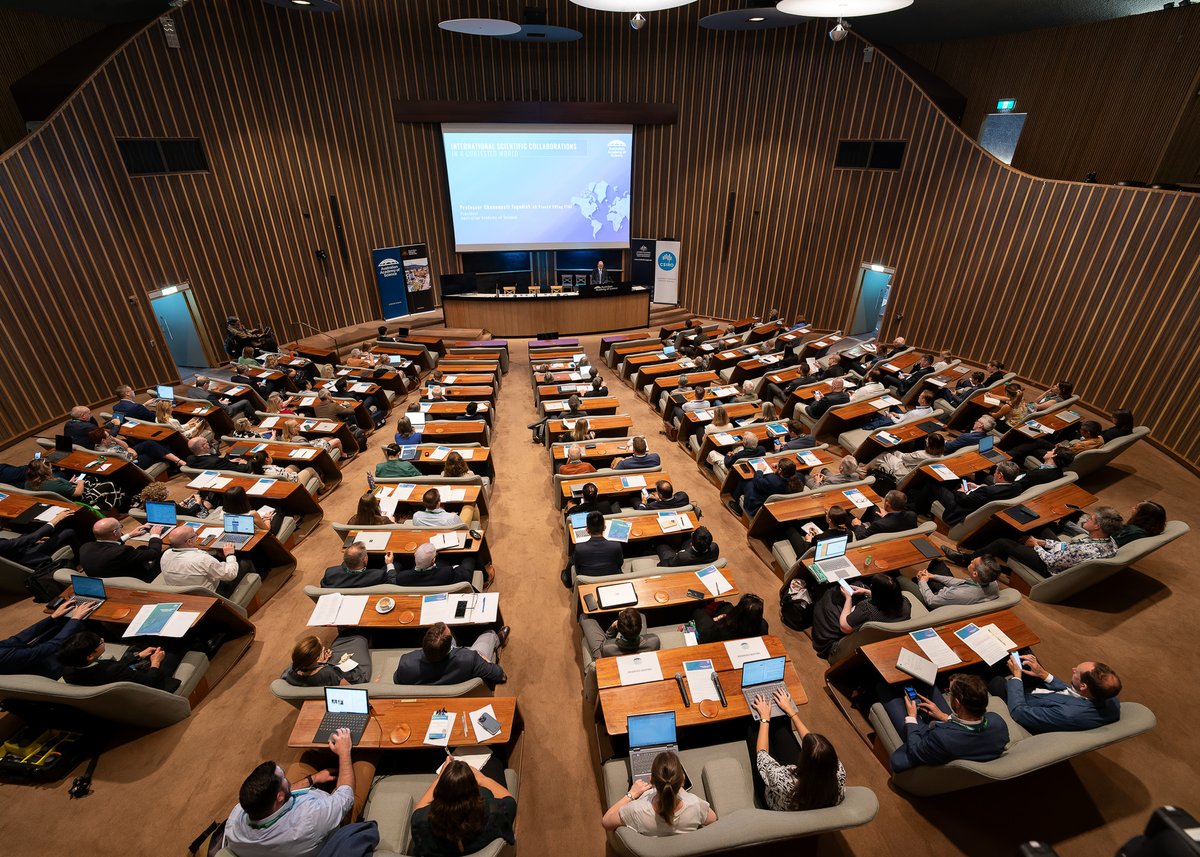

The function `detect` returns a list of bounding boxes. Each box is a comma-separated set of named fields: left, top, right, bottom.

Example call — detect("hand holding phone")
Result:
left=837, top=579, right=854, bottom=596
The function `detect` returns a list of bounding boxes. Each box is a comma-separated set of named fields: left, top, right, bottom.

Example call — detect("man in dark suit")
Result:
left=0, top=598, right=96, bottom=677
left=882, top=673, right=1008, bottom=772
left=321, top=543, right=396, bottom=588
left=79, top=517, right=166, bottom=582
left=722, top=431, right=767, bottom=471
left=584, top=375, right=609, bottom=398
left=0, top=522, right=78, bottom=569
left=185, top=436, right=251, bottom=472
left=805, top=378, right=850, bottom=420
left=936, top=460, right=1023, bottom=525
left=113, top=385, right=156, bottom=421
left=570, top=512, right=625, bottom=580
left=635, top=480, right=689, bottom=511
left=592, top=260, right=611, bottom=284
left=656, top=526, right=720, bottom=567
left=565, top=482, right=617, bottom=517
left=893, top=354, right=936, bottom=395
left=996, top=653, right=1121, bottom=734
left=376, top=325, right=399, bottom=343
left=612, top=436, right=661, bottom=471
left=813, top=355, right=848, bottom=381
left=58, top=630, right=182, bottom=692
left=777, top=419, right=817, bottom=451
left=392, top=543, right=478, bottom=589
left=854, top=490, right=918, bottom=539
left=867, top=336, right=907, bottom=367
left=941, top=370, right=987, bottom=407
left=944, top=415, right=997, bottom=454
left=392, top=621, right=508, bottom=689
left=1012, top=447, right=1073, bottom=488
left=64, top=406, right=100, bottom=447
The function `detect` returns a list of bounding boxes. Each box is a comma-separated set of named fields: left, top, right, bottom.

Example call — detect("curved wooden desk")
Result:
left=442, top=288, right=651, bottom=337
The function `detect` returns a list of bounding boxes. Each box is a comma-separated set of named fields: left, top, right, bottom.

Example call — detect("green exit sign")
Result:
left=997, top=98, right=1017, bottom=112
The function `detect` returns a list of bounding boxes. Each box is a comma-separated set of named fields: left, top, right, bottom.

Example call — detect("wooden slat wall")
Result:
left=0, top=0, right=1197, bottom=470
left=900, top=5, right=1200, bottom=183
left=0, top=7, right=104, bottom=151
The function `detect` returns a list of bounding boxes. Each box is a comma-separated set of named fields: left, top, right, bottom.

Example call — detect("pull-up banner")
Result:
left=373, top=246, right=410, bottom=319
left=653, top=240, right=681, bottom=306
left=400, top=244, right=435, bottom=313
left=631, top=238, right=657, bottom=287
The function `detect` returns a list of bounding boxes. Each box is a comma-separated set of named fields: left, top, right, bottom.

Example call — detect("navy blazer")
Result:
left=636, top=491, right=690, bottom=511
left=941, top=481, right=1024, bottom=525
left=114, top=399, right=156, bottom=422
left=392, top=560, right=474, bottom=589
left=321, top=564, right=393, bottom=588
left=891, top=714, right=1009, bottom=772
left=855, top=510, right=918, bottom=539
left=614, top=453, right=660, bottom=470
left=779, top=434, right=817, bottom=451
left=392, top=645, right=505, bottom=688
left=572, top=537, right=625, bottom=577
left=1004, top=676, right=1120, bottom=733
left=945, top=430, right=985, bottom=453
left=806, top=391, right=850, bottom=420
left=79, top=538, right=163, bottom=582
left=0, top=617, right=83, bottom=678
left=741, top=473, right=787, bottom=518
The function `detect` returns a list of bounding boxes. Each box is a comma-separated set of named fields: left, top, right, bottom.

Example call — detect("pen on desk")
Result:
left=711, top=671, right=727, bottom=707
left=675, top=672, right=691, bottom=707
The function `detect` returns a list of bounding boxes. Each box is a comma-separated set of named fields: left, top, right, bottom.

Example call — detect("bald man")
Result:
left=158, top=525, right=242, bottom=593
left=78, top=517, right=167, bottom=582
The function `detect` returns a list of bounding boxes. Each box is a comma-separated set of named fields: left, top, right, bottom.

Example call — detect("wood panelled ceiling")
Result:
left=0, top=0, right=1197, bottom=470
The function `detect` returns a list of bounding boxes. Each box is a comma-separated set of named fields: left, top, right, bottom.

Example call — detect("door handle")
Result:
left=158, top=316, right=175, bottom=342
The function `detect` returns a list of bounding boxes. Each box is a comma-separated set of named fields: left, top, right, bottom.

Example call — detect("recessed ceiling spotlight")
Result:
left=748, top=15, right=766, bottom=21
left=261, top=0, right=340, bottom=10
left=438, top=18, right=523, bottom=36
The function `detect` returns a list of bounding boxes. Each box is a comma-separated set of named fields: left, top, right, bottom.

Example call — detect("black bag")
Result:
left=23, top=557, right=69, bottom=603
left=779, top=578, right=814, bottom=631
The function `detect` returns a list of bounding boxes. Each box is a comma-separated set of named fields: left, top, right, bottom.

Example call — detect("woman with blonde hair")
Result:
left=704, top=405, right=732, bottom=437
left=280, top=418, right=342, bottom=457
left=153, top=398, right=209, bottom=440
left=570, top=417, right=595, bottom=443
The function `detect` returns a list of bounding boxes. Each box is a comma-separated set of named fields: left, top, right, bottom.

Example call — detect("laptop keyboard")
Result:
left=314, top=713, right=367, bottom=741
left=743, top=682, right=789, bottom=720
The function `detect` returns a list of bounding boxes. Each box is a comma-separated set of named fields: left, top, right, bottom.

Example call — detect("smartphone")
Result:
left=904, top=686, right=918, bottom=702
left=34, top=452, right=42, bottom=460
left=454, top=601, right=469, bottom=619
left=1010, top=651, right=1023, bottom=673
left=686, top=589, right=706, bottom=600
left=47, top=595, right=67, bottom=611
left=476, top=711, right=503, bottom=736
left=837, top=579, right=854, bottom=596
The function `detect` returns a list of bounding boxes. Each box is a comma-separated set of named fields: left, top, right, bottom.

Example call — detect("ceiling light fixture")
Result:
left=570, top=0, right=695, bottom=12
left=748, top=15, right=766, bottom=21
left=829, top=17, right=849, bottom=40
left=261, top=0, right=340, bottom=11
left=776, top=0, right=912, bottom=17
left=630, top=12, right=647, bottom=29
left=438, top=18, right=523, bottom=36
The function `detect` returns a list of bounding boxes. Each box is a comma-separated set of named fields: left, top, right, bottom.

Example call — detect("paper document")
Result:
left=657, top=513, right=686, bottom=533
left=597, top=581, right=638, bottom=609
left=954, top=623, right=1010, bottom=666
left=247, top=478, right=274, bottom=496
left=869, top=397, right=897, bottom=410
left=910, top=628, right=963, bottom=668
left=439, top=749, right=495, bottom=774
left=683, top=660, right=722, bottom=703
left=695, top=565, right=732, bottom=597
left=469, top=703, right=502, bottom=743
left=620, top=475, right=646, bottom=489
left=842, top=489, right=873, bottom=509
left=430, top=531, right=466, bottom=550
left=801, top=522, right=823, bottom=538
left=409, top=412, right=427, bottom=426
left=208, top=476, right=232, bottom=490
left=35, top=506, right=61, bottom=523
left=419, top=593, right=451, bottom=625
left=291, top=448, right=317, bottom=459
left=983, top=395, right=1001, bottom=406
left=429, top=446, right=451, bottom=461
left=929, top=463, right=959, bottom=481
left=562, top=419, right=577, bottom=430
left=876, top=431, right=900, bottom=445
left=424, top=711, right=455, bottom=747
left=260, top=416, right=280, bottom=428
left=798, top=450, right=823, bottom=467
left=350, top=383, right=372, bottom=393
left=306, top=593, right=368, bottom=626
left=712, top=386, right=739, bottom=397
left=724, top=636, right=771, bottom=669
left=378, top=496, right=400, bottom=518
left=713, top=432, right=737, bottom=446
left=980, top=623, right=1017, bottom=651
left=882, top=363, right=900, bottom=372
left=896, top=648, right=938, bottom=685
left=316, top=422, right=338, bottom=431
left=604, top=519, right=632, bottom=543
left=160, top=610, right=200, bottom=638
left=457, top=448, right=476, bottom=460
left=693, top=410, right=713, bottom=422
left=191, top=471, right=221, bottom=489
left=122, top=602, right=182, bottom=638
left=748, top=457, right=772, bottom=474
left=1058, top=410, right=1080, bottom=423
left=927, top=377, right=948, bottom=387
left=615, top=652, right=664, bottom=686
left=352, top=531, right=391, bottom=550
left=442, top=487, right=467, bottom=502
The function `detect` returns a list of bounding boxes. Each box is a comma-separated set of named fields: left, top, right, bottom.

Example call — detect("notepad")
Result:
left=429, top=446, right=451, bottom=461
left=876, top=431, right=900, bottom=445
left=842, top=488, right=872, bottom=509
left=683, top=659, right=722, bottom=703
left=657, top=512, right=687, bottom=533
left=620, top=475, right=646, bottom=489
left=378, top=496, right=400, bottom=518
left=1058, top=410, right=1080, bottom=423
left=457, top=448, right=476, bottom=460
left=896, top=648, right=938, bottom=686
left=290, top=448, right=317, bottom=459
left=954, top=623, right=1010, bottom=666
left=798, top=450, right=823, bottom=467
left=983, top=395, right=1002, bottom=406
left=350, top=383, right=372, bottom=393
left=929, top=463, right=959, bottom=481
left=693, top=410, right=714, bottom=422
left=247, top=478, right=274, bottom=496
left=713, top=432, right=738, bottom=446
left=260, top=416, right=280, bottom=428
left=307, top=593, right=369, bottom=627
left=695, top=565, right=732, bottom=597
left=430, top=531, right=466, bottom=550
left=749, top=457, right=772, bottom=474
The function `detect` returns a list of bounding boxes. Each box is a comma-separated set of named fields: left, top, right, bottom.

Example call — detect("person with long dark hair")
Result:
left=692, top=593, right=769, bottom=644
left=602, top=750, right=715, bottom=835
left=748, top=688, right=845, bottom=811
left=810, top=573, right=911, bottom=660
left=410, top=759, right=517, bottom=856
left=347, top=491, right=395, bottom=526
left=1114, top=500, right=1166, bottom=546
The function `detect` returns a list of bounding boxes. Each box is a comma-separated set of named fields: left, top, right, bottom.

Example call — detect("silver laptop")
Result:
left=978, top=434, right=1005, bottom=463
left=213, top=513, right=255, bottom=548
left=627, top=711, right=678, bottom=785
left=808, top=534, right=857, bottom=580
left=741, top=656, right=790, bottom=721
left=70, top=574, right=107, bottom=609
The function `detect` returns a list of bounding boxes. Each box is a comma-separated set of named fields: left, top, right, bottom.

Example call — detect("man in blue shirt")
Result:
left=611, top=436, right=661, bottom=470
left=884, top=673, right=1009, bottom=772
left=944, top=414, right=997, bottom=453
left=997, top=653, right=1121, bottom=733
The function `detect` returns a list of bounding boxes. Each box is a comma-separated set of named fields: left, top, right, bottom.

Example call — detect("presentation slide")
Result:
left=441, top=124, right=634, bottom=252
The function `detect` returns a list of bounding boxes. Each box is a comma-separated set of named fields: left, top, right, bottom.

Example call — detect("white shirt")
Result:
left=412, top=508, right=465, bottom=528
left=619, top=789, right=710, bottom=837
left=849, top=382, right=887, bottom=402
left=224, top=786, right=353, bottom=857
left=158, top=547, right=239, bottom=591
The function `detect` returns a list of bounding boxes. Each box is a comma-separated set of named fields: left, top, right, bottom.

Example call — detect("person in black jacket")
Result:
left=805, top=379, right=849, bottom=420
left=722, top=431, right=767, bottom=471
left=58, top=630, right=182, bottom=692
left=63, top=406, right=100, bottom=447
left=0, top=599, right=96, bottom=677
left=935, top=461, right=1024, bottom=525
left=568, top=512, right=624, bottom=585
left=0, top=522, right=78, bottom=568
left=1010, top=447, right=1073, bottom=488
left=321, top=544, right=397, bottom=588
left=854, top=490, right=918, bottom=539
left=392, top=543, right=478, bottom=589
left=185, top=436, right=251, bottom=473
left=635, top=480, right=690, bottom=511
left=656, top=526, right=720, bottom=567
left=565, top=481, right=617, bottom=517
left=731, top=458, right=804, bottom=518
left=112, top=385, right=156, bottom=421
left=392, top=621, right=508, bottom=689
left=79, top=517, right=166, bottom=582
left=585, top=375, right=609, bottom=398
left=892, top=354, right=936, bottom=395
left=692, top=593, right=769, bottom=644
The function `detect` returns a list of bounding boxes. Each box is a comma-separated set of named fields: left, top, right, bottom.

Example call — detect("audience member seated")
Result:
left=1100, top=408, right=1135, bottom=442
left=412, top=488, right=473, bottom=528
left=278, top=418, right=343, bottom=458
left=392, top=543, right=478, bottom=589
left=891, top=354, right=936, bottom=395
left=692, top=593, right=768, bottom=644
left=441, top=451, right=472, bottom=480
left=63, top=405, right=101, bottom=447
left=225, top=729, right=370, bottom=857
left=717, top=431, right=766, bottom=472
left=565, top=481, right=617, bottom=517
left=159, top=525, right=246, bottom=594
left=944, top=415, right=996, bottom=454
left=22, top=458, right=84, bottom=501
left=991, top=382, right=1025, bottom=430
left=570, top=418, right=595, bottom=443
left=1011, top=447, right=1073, bottom=488
left=154, top=398, right=209, bottom=440
left=1114, top=500, right=1166, bottom=547
left=611, top=436, right=661, bottom=471
left=113, top=384, right=156, bottom=421
left=927, top=460, right=1023, bottom=524
left=79, top=517, right=165, bottom=582
left=730, top=458, right=803, bottom=518
left=585, top=375, right=609, bottom=398
left=747, top=688, right=845, bottom=812
left=805, top=454, right=860, bottom=490
left=915, top=556, right=1001, bottom=608
left=282, top=634, right=371, bottom=686
left=567, top=512, right=625, bottom=585
left=811, top=574, right=910, bottom=660
left=942, top=506, right=1123, bottom=577
left=558, top=444, right=596, bottom=476
left=655, top=526, right=719, bottom=567
left=868, top=337, right=907, bottom=367
left=780, top=505, right=854, bottom=564
left=601, top=750, right=715, bottom=837
left=186, top=436, right=251, bottom=473
left=313, top=388, right=357, bottom=422
left=581, top=608, right=662, bottom=658
left=880, top=673, right=1008, bottom=772
left=1011, top=419, right=1105, bottom=465
left=220, top=484, right=277, bottom=534
left=375, top=443, right=421, bottom=478
left=853, top=490, right=917, bottom=539
left=996, top=653, right=1121, bottom=733
left=58, top=630, right=182, bottom=693
left=0, top=599, right=96, bottom=677
left=411, top=759, right=518, bottom=857
left=246, top=450, right=319, bottom=490
left=347, top=492, right=396, bottom=527
left=860, top=432, right=945, bottom=496
left=805, top=378, right=849, bottom=420
left=185, top=378, right=257, bottom=421
left=635, top=479, right=690, bottom=511
left=1026, top=380, right=1072, bottom=414
left=392, top=621, right=508, bottom=689
left=775, top=418, right=817, bottom=451
left=763, top=366, right=813, bottom=406
left=321, top=544, right=395, bottom=588
left=940, top=370, right=986, bottom=408
left=732, top=379, right=759, bottom=404
left=703, top=406, right=734, bottom=439
left=393, top=416, right=422, bottom=447
left=88, top=424, right=186, bottom=472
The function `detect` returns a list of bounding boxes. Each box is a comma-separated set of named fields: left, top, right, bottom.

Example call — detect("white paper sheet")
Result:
left=929, top=463, right=959, bottom=481
left=723, top=636, right=771, bottom=669
left=876, top=431, right=900, bottom=445
left=315, top=421, right=339, bottom=431
left=980, top=623, right=1018, bottom=651
left=352, top=531, right=391, bottom=550
left=306, top=593, right=369, bottom=626
left=954, top=623, right=1010, bottom=666
left=378, top=497, right=400, bottom=518
left=620, top=475, right=647, bottom=489
left=842, top=489, right=872, bottom=509
left=160, top=610, right=201, bottom=638
left=424, top=711, right=454, bottom=747
left=457, top=448, right=476, bottom=460
left=260, top=416, right=280, bottom=428
left=442, top=487, right=467, bottom=502
left=35, top=506, right=61, bottom=523
left=695, top=565, right=732, bottom=597
left=247, top=478, right=274, bottom=496
left=208, top=477, right=232, bottom=490
left=683, top=659, right=722, bottom=703
left=429, top=446, right=450, bottom=461
left=909, top=628, right=963, bottom=668
left=290, top=448, right=317, bottom=459
left=419, top=593, right=452, bottom=625
left=469, top=704, right=502, bottom=743
left=615, top=651, right=664, bottom=686
left=431, top=531, right=466, bottom=550
left=798, top=450, right=823, bottom=467
left=438, top=749, right=494, bottom=773
left=713, top=432, right=737, bottom=446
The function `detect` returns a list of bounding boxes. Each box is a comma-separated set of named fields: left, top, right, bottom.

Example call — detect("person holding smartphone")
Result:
left=411, top=758, right=517, bottom=856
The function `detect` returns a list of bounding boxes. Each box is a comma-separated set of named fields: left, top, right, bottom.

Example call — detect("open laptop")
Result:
left=46, top=434, right=74, bottom=463
left=978, top=433, right=1005, bottom=463
left=400, top=445, right=419, bottom=460
left=741, top=656, right=791, bottom=721
left=312, top=687, right=370, bottom=744
left=145, top=501, right=178, bottom=528
left=70, top=574, right=107, bottom=609
left=808, top=534, right=857, bottom=580
left=627, top=711, right=678, bottom=785
left=156, top=385, right=175, bottom=402
left=214, top=514, right=255, bottom=548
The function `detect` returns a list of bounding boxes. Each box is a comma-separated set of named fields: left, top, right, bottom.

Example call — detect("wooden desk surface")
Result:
left=543, top=397, right=619, bottom=414
left=547, top=414, right=633, bottom=433
left=530, top=337, right=580, bottom=348
left=918, top=450, right=1010, bottom=480
left=537, top=383, right=594, bottom=400
left=612, top=342, right=662, bottom=360
left=59, top=583, right=217, bottom=626
left=762, top=486, right=883, bottom=524
left=874, top=351, right=924, bottom=374
left=422, top=421, right=488, bottom=439
left=435, top=375, right=495, bottom=387
left=344, top=528, right=480, bottom=554
left=993, top=483, right=1098, bottom=531
left=288, top=698, right=518, bottom=749
left=374, top=483, right=482, bottom=506
left=255, top=417, right=341, bottom=437
left=57, top=451, right=144, bottom=482
left=0, top=491, right=84, bottom=526
left=763, top=366, right=808, bottom=385
left=860, top=609, right=1038, bottom=684
left=637, top=360, right=700, bottom=380
left=651, top=371, right=721, bottom=393
left=626, top=351, right=678, bottom=368
left=841, top=534, right=937, bottom=576
left=597, top=637, right=807, bottom=735
left=186, top=472, right=306, bottom=501
left=552, top=439, right=632, bottom=461
left=118, top=421, right=181, bottom=445
left=1007, top=410, right=1081, bottom=439
left=920, top=365, right=971, bottom=390
left=560, top=472, right=675, bottom=499
left=438, top=362, right=500, bottom=375
left=333, top=592, right=499, bottom=628
left=409, top=446, right=492, bottom=465
left=578, top=568, right=740, bottom=615
left=732, top=448, right=838, bottom=479
left=422, top=402, right=492, bottom=417
left=569, top=511, right=698, bottom=545
left=715, top=344, right=766, bottom=361
left=225, top=440, right=338, bottom=468
left=438, top=386, right=495, bottom=401
left=852, top=421, right=944, bottom=459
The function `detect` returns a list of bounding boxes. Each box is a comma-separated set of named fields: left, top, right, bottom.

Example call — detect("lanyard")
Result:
left=247, top=796, right=295, bottom=830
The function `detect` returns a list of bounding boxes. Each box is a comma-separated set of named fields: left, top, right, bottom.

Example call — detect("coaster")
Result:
left=403, top=542, right=417, bottom=551
left=111, top=607, right=131, bottom=619
left=398, top=610, right=415, bottom=625
left=653, top=591, right=669, bottom=603
left=698, top=699, right=720, bottom=719
left=389, top=724, right=411, bottom=745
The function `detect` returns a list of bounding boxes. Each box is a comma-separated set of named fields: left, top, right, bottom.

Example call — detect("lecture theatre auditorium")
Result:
left=0, top=1, right=1197, bottom=856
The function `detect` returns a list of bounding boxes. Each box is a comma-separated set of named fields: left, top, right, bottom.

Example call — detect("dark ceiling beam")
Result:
left=393, top=100, right=677, bottom=125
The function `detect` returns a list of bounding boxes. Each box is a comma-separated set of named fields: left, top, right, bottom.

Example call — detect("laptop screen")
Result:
left=71, top=575, right=106, bottom=600
left=156, top=385, right=175, bottom=401
left=145, top=501, right=178, bottom=527
left=55, top=434, right=73, bottom=453
left=978, top=434, right=995, bottom=453
left=814, top=534, right=849, bottom=561
left=742, top=656, right=787, bottom=688
left=663, top=345, right=675, bottom=355
left=223, top=514, right=255, bottom=535
left=627, top=711, right=676, bottom=749
left=324, top=687, right=368, bottom=715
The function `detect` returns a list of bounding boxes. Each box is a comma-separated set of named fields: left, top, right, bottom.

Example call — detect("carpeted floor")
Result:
left=0, top=333, right=1197, bottom=857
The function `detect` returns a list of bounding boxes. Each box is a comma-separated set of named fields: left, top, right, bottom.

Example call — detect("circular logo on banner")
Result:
left=607, top=139, right=628, bottom=158
left=657, top=251, right=677, bottom=271
left=377, top=257, right=402, bottom=279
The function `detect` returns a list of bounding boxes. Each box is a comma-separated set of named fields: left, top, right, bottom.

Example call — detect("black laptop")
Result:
left=312, top=687, right=370, bottom=744
left=46, top=434, right=74, bottom=463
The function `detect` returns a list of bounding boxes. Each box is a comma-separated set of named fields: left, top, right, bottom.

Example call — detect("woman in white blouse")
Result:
left=153, top=398, right=211, bottom=441
left=750, top=688, right=845, bottom=812
left=601, top=751, right=716, bottom=836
